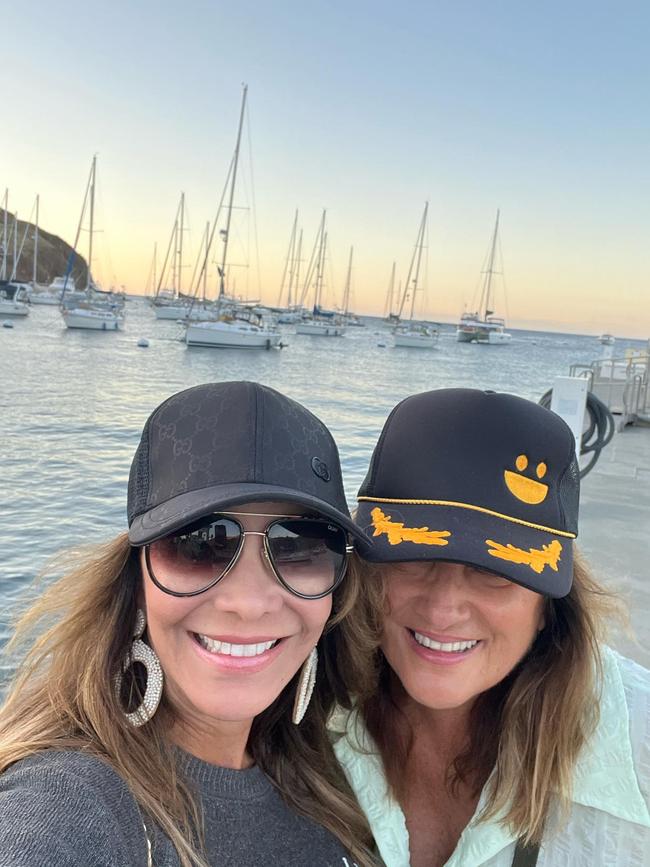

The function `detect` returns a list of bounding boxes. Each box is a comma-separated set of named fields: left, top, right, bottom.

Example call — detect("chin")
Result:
left=405, top=677, right=476, bottom=711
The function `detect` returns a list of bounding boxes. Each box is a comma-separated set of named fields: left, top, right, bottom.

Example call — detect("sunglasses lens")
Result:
left=266, top=519, right=347, bottom=596
left=148, top=518, right=241, bottom=594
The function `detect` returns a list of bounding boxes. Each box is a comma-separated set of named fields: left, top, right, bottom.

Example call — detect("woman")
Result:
left=0, top=380, right=376, bottom=867
left=334, top=387, right=650, bottom=867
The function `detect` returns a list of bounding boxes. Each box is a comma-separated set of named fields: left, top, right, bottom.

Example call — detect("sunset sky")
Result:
left=3, top=0, right=649, bottom=337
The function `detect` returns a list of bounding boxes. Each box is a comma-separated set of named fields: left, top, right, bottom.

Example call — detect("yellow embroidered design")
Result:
left=358, top=497, right=576, bottom=538
left=485, top=538, right=562, bottom=573
left=370, top=507, right=451, bottom=547
left=504, top=453, right=550, bottom=505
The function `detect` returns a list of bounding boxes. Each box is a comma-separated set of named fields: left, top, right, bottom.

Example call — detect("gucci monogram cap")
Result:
left=355, top=388, right=580, bottom=597
left=127, top=381, right=366, bottom=545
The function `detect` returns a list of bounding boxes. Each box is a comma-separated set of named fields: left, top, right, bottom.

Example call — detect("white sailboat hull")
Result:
left=29, top=292, right=60, bottom=306
left=479, top=330, right=512, bottom=345
left=0, top=300, right=29, bottom=316
left=456, top=327, right=477, bottom=343
left=393, top=331, right=437, bottom=349
left=295, top=321, right=345, bottom=336
left=62, top=307, right=124, bottom=330
left=154, top=304, right=191, bottom=320
left=186, top=320, right=281, bottom=349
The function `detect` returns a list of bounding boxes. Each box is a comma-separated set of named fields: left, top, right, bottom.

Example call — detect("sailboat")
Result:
left=393, top=202, right=438, bottom=349
left=151, top=193, right=199, bottom=320
left=0, top=199, right=30, bottom=317
left=276, top=211, right=305, bottom=323
left=185, top=86, right=280, bottom=350
left=341, top=246, right=364, bottom=326
left=456, top=210, right=511, bottom=345
left=295, top=211, right=345, bottom=337
left=60, top=156, right=125, bottom=331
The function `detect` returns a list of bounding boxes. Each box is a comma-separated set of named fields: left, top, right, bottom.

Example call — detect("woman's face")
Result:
left=141, top=502, right=332, bottom=727
left=380, top=560, right=545, bottom=712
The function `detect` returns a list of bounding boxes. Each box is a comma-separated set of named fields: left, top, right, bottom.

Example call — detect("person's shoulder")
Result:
left=0, top=749, right=149, bottom=867
left=602, top=647, right=650, bottom=801
left=602, top=645, right=650, bottom=711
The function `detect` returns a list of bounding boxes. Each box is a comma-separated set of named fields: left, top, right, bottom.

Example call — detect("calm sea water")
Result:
left=1, top=300, right=645, bottom=676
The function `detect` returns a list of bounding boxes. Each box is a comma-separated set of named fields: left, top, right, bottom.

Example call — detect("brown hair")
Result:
left=340, top=549, right=625, bottom=845
left=0, top=536, right=377, bottom=867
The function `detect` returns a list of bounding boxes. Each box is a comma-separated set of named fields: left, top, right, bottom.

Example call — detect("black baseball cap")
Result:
left=127, top=381, right=367, bottom=545
left=355, top=388, right=579, bottom=597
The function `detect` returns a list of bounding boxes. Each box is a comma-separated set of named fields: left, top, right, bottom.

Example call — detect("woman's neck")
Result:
left=393, top=679, right=474, bottom=764
left=171, top=716, right=254, bottom=769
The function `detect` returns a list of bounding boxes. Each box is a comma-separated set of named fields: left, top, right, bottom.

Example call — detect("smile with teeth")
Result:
left=412, top=631, right=480, bottom=653
left=195, top=634, right=280, bottom=657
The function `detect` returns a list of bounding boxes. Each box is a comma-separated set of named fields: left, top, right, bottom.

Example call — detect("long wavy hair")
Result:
left=338, top=549, right=625, bottom=845
left=0, top=536, right=377, bottom=867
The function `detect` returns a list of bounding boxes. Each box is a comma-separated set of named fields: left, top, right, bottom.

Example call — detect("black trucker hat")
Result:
left=355, top=388, right=580, bottom=597
left=127, top=381, right=366, bottom=545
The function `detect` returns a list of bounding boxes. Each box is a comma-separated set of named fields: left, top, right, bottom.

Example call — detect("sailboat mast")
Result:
left=409, top=201, right=428, bottom=321
left=287, top=210, right=299, bottom=307
left=483, top=208, right=500, bottom=319
left=33, top=194, right=39, bottom=286
left=1, top=189, right=7, bottom=280
left=343, top=246, right=353, bottom=314
left=314, top=215, right=326, bottom=308
left=219, top=84, right=248, bottom=297
left=153, top=242, right=157, bottom=296
left=202, top=221, right=210, bottom=302
left=278, top=210, right=298, bottom=307
left=295, top=229, right=303, bottom=305
left=386, top=261, right=396, bottom=316
left=12, top=212, right=17, bottom=280
left=178, top=192, right=185, bottom=296
left=87, top=155, right=96, bottom=291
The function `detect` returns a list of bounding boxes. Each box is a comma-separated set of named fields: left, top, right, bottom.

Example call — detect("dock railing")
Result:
left=569, top=342, right=650, bottom=429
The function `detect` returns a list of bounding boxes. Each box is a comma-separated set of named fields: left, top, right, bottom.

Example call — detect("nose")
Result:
left=418, top=562, right=471, bottom=627
left=207, top=532, right=285, bottom=619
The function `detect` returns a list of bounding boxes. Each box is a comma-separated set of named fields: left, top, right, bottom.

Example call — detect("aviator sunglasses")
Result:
left=144, top=511, right=354, bottom=599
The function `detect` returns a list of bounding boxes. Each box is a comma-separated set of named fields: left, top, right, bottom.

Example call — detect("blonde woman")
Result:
left=334, top=388, right=650, bottom=867
left=0, top=381, right=376, bottom=867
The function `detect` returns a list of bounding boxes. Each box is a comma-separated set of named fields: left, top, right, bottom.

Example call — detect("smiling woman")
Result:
left=0, top=381, right=377, bottom=867
left=333, top=388, right=650, bottom=867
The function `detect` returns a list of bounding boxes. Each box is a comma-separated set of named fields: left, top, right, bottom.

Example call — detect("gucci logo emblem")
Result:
left=311, top=457, right=330, bottom=482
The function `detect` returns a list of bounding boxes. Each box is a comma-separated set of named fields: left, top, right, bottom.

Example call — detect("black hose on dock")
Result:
left=538, top=390, right=616, bottom=478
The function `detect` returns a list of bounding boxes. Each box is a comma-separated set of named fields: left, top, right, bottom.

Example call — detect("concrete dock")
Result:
left=579, top=422, right=650, bottom=668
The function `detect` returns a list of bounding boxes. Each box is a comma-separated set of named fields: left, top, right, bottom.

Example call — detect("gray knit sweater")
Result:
left=0, top=750, right=357, bottom=866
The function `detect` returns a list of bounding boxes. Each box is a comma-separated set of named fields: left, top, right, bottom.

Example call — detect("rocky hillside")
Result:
left=0, top=210, right=88, bottom=286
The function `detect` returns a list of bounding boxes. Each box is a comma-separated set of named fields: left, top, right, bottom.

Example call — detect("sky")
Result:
left=2, top=0, right=649, bottom=337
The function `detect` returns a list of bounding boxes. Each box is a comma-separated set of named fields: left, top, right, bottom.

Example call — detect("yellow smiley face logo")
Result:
left=504, top=454, right=549, bottom=504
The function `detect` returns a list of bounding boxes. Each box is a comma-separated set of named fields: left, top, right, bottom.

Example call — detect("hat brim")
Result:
left=129, top=482, right=368, bottom=546
left=355, top=501, right=573, bottom=597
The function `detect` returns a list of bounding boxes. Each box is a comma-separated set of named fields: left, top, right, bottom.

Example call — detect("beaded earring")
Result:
left=292, top=646, right=318, bottom=725
left=115, top=609, right=163, bottom=727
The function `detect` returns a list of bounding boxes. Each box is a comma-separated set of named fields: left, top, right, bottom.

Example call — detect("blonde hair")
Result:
left=340, top=549, right=625, bottom=845
left=0, top=535, right=377, bottom=867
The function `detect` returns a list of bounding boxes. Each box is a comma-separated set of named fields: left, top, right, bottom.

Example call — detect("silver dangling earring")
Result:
left=292, top=646, right=318, bottom=725
left=115, top=608, right=163, bottom=727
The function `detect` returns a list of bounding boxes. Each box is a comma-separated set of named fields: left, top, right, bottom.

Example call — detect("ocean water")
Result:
left=1, top=300, right=645, bottom=674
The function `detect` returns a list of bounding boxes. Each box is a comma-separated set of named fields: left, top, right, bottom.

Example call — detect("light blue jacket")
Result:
left=333, top=647, right=650, bottom=866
